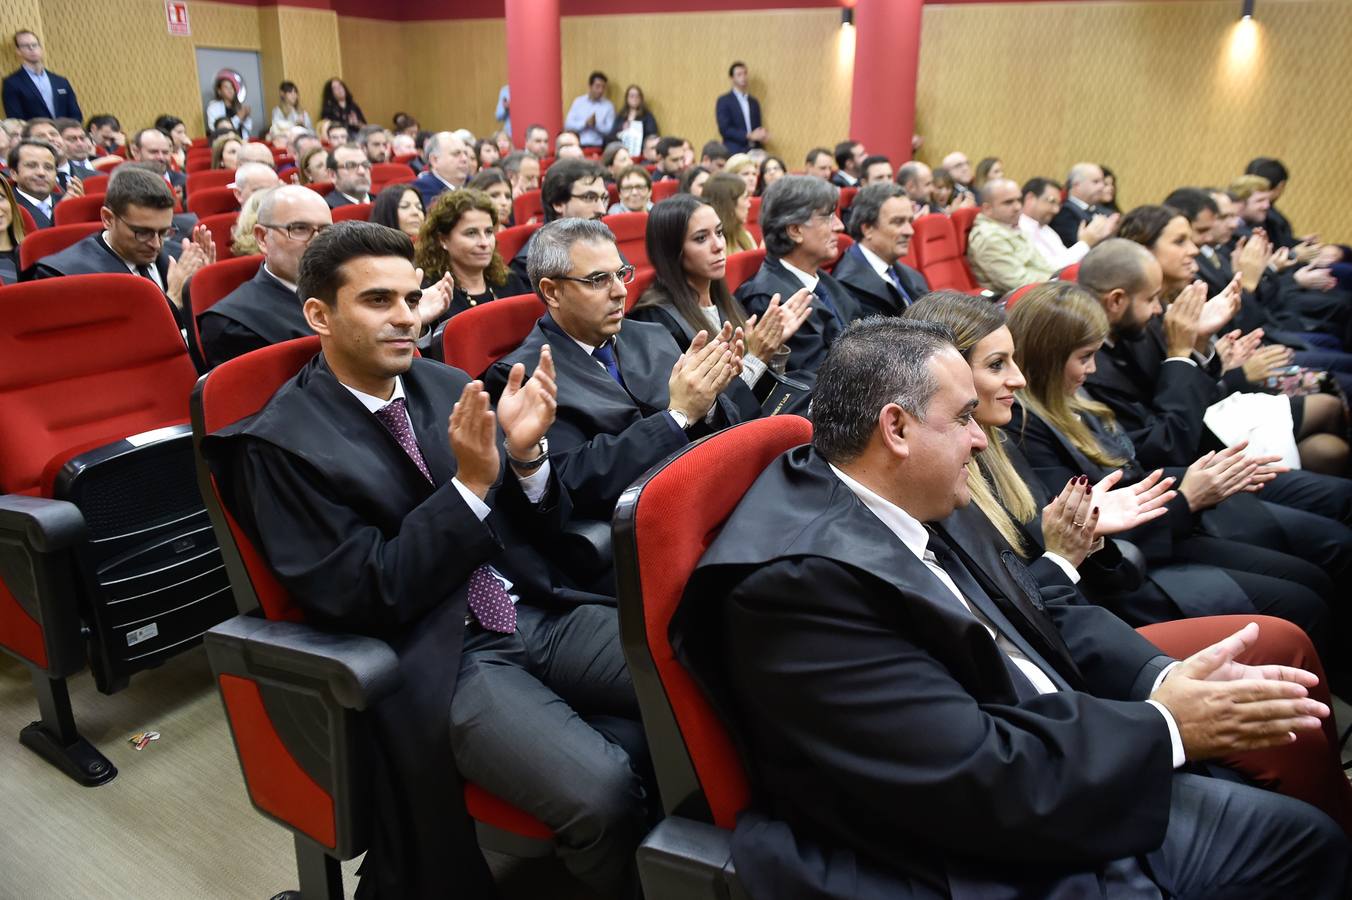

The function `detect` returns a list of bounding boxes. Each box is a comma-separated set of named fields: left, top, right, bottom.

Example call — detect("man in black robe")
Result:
left=203, top=221, right=648, bottom=899
left=675, top=317, right=1348, bottom=899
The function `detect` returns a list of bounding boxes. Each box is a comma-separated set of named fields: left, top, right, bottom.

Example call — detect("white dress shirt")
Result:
left=732, top=89, right=753, bottom=134
left=1018, top=213, right=1090, bottom=270
left=100, top=229, right=164, bottom=290
left=563, top=95, right=616, bottom=147
left=18, top=187, right=53, bottom=222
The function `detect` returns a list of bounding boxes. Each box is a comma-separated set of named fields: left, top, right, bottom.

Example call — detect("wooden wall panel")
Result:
left=273, top=6, right=341, bottom=126
left=336, top=15, right=405, bottom=128
left=561, top=9, right=851, bottom=169
left=401, top=18, right=507, bottom=137
left=915, top=0, right=1352, bottom=242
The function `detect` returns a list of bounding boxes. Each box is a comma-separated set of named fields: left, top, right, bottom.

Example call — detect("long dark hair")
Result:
left=214, top=77, right=240, bottom=115
left=321, top=78, right=355, bottom=111
left=635, top=194, right=749, bottom=335
left=371, top=183, right=420, bottom=233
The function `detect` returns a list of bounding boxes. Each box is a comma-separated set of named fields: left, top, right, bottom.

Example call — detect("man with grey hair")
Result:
left=736, top=175, right=860, bottom=373
left=941, top=150, right=975, bottom=200
left=412, top=130, right=471, bottom=210
left=236, top=140, right=276, bottom=169
left=674, top=314, right=1350, bottom=899
left=324, top=143, right=372, bottom=208
left=502, top=149, right=540, bottom=199
left=229, top=160, right=280, bottom=207
left=895, top=160, right=933, bottom=215
left=1050, top=161, right=1110, bottom=247
left=489, top=217, right=756, bottom=521
left=966, top=178, right=1054, bottom=294
left=833, top=182, right=929, bottom=317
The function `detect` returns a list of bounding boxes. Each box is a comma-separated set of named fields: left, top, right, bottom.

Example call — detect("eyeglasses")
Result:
left=554, top=265, right=636, bottom=291
left=335, top=161, right=371, bottom=171
left=261, top=221, right=331, bottom=242
left=113, top=213, right=175, bottom=243
left=570, top=192, right=609, bottom=205
left=620, top=183, right=649, bottom=193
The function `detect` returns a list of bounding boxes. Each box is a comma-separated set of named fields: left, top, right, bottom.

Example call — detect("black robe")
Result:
left=197, top=264, right=312, bottom=369
left=202, top=353, right=607, bottom=899
left=830, top=242, right=930, bottom=318
left=734, top=255, right=861, bottom=374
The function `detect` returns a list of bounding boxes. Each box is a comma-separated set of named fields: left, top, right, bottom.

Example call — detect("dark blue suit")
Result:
left=412, top=170, right=458, bottom=213
left=715, top=90, right=762, bottom=154
left=2, top=67, right=80, bottom=120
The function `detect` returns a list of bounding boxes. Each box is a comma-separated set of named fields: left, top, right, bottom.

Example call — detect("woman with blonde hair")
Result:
left=230, top=189, right=267, bottom=257
left=415, top=189, right=524, bottom=322
left=701, top=172, right=757, bottom=254
left=724, top=153, right=758, bottom=196
left=210, top=133, right=243, bottom=170
left=297, top=146, right=330, bottom=185
left=971, top=156, right=1004, bottom=194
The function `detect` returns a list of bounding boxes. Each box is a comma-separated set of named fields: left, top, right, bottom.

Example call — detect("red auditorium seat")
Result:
left=186, top=169, right=236, bottom=195
left=19, top=222, right=101, bottom=274
left=188, top=254, right=262, bottom=359
left=496, top=222, right=539, bottom=265
left=187, top=186, right=241, bottom=218
left=582, top=146, right=602, bottom=159
left=651, top=180, right=678, bottom=201
left=197, top=211, right=241, bottom=261
left=1058, top=262, right=1081, bottom=281
left=911, top=214, right=983, bottom=294
left=629, top=266, right=655, bottom=312
left=830, top=233, right=854, bottom=269
left=185, top=156, right=213, bottom=173
left=724, top=248, right=765, bottom=294
left=513, top=189, right=543, bottom=226
left=17, top=205, right=36, bottom=235
left=304, top=181, right=335, bottom=198
left=52, top=193, right=106, bottom=226
left=80, top=174, right=109, bottom=194
left=951, top=205, right=980, bottom=257
left=607, top=183, right=619, bottom=207
left=836, top=186, right=858, bottom=218
left=603, top=211, right=649, bottom=268
left=331, top=203, right=372, bottom=223
left=747, top=196, right=761, bottom=226
left=392, top=151, right=419, bottom=166
left=370, top=162, right=415, bottom=191
left=612, top=415, right=813, bottom=889
left=436, top=293, right=544, bottom=376
left=194, top=337, right=554, bottom=898
left=0, top=274, right=235, bottom=786
left=539, top=155, right=556, bottom=173
left=1004, top=283, right=1038, bottom=309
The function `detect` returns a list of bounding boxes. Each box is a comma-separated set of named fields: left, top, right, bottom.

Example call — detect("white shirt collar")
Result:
left=343, top=374, right=405, bottom=413
left=828, top=463, right=931, bottom=561
left=262, top=263, right=299, bottom=294
left=433, top=172, right=461, bottom=191
left=1068, top=195, right=1091, bottom=212
left=17, top=187, right=50, bottom=210
left=779, top=258, right=819, bottom=292
left=22, top=63, right=45, bottom=77
left=856, top=242, right=894, bottom=278
left=339, top=191, right=368, bottom=205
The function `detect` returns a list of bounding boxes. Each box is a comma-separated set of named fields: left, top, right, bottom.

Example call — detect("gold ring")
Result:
left=1073, top=520, right=1085, bottom=527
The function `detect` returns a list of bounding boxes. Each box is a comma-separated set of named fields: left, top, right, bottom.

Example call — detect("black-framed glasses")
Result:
left=569, top=191, right=608, bottom=205
left=261, top=221, right=331, bottom=242
left=555, top=265, right=636, bottom=291
left=113, top=213, right=174, bottom=243
left=335, top=160, right=371, bottom=171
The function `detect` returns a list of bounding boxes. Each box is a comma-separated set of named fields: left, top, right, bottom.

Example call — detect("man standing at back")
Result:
left=716, top=61, right=768, bottom=154
left=564, top=71, right=615, bottom=150
left=2, top=30, right=80, bottom=121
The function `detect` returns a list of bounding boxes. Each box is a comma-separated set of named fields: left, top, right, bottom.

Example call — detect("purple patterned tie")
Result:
left=373, top=397, right=515, bottom=633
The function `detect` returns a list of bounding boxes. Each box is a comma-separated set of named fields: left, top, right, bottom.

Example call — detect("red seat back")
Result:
left=392, top=152, right=419, bottom=166
left=190, top=255, right=263, bottom=357
left=836, top=186, right=858, bottom=217
left=1004, top=283, right=1038, bottom=309
left=188, top=187, right=241, bottom=218
left=17, top=205, right=36, bottom=234
left=496, top=222, right=539, bottom=264
left=512, top=189, right=543, bottom=226
left=185, top=156, right=213, bottom=173
left=52, top=192, right=106, bottom=227
left=830, top=233, right=854, bottom=269
left=747, top=196, right=761, bottom=226
left=912, top=214, right=980, bottom=292
left=1058, top=262, right=1081, bottom=282
left=603, top=211, right=649, bottom=269
left=628, top=266, right=655, bottom=313
left=187, top=169, right=236, bottom=195
left=370, top=162, right=415, bottom=192
left=725, top=248, right=766, bottom=294
left=440, top=293, right=543, bottom=378
left=19, top=222, right=101, bottom=273
left=614, top=415, right=813, bottom=826
left=304, top=181, right=335, bottom=197
left=198, top=211, right=241, bottom=261
left=332, top=203, right=372, bottom=223
left=951, top=205, right=980, bottom=257
left=651, top=180, right=678, bottom=201
left=81, top=174, right=109, bottom=194
left=0, top=275, right=196, bottom=497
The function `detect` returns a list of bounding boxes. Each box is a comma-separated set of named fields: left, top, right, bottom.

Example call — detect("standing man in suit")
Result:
left=834, top=183, right=928, bottom=317
left=2, top=30, right=80, bottom=121
left=715, top=61, right=768, bottom=155
left=205, top=220, right=650, bottom=900
left=325, top=143, right=373, bottom=209
left=411, top=131, right=471, bottom=211
left=736, top=175, right=860, bottom=374
left=10, top=137, right=62, bottom=228
left=491, top=218, right=754, bottom=522
left=1050, top=161, right=1111, bottom=248
left=678, top=315, right=1349, bottom=899
left=564, top=71, right=616, bottom=150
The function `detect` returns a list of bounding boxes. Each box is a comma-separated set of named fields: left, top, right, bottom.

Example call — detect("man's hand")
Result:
left=1179, top=443, right=1258, bottom=512
left=952, top=191, right=977, bottom=210
left=1240, top=344, right=1293, bottom=386
left=1090, top=468, right=1176, bottom=535
left=1233, top=232, right=1269, bottom=290
left=448, top=380, right=500, bottom=499
left=1291, top=238, right=1321, bottom=265
left=1197, top=275, right=1241, bottom=338
left=1163, top=281, right=1204, bottom=357
left=668, top=324, right=737, bottom=421
left=1241, top=453, right=1288, bottom=493
left=1077, top=213, right=1117, bottom=247
left=165, top=226, right=216, bottom=307
left=1151, top=622, right=1326, bottom=761
left=416, top=269, right=453, bottom=331
left=497, top=345, right=557, bottom=467
left=64, top=175, right=84, bottom=198
left=1295, top=265, right=1336, bottom=292
left=749, top=127, right=768, bottom=143
left=1215, top=328, right=1263, bottom=373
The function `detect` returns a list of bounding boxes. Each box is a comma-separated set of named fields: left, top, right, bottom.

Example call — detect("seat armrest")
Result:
left=0, top=494, right=88, bottom=674
left=0, top=494, right=86, bottom=552
left=637, top=816, right=742, bottom=900
left=205, top=616, right=401, bottom=711
left=560, top=518, right=613, bottom=582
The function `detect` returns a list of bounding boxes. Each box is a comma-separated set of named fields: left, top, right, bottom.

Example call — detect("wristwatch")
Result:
left=668, top=409, right=691, bottom=430
left=506, top=437, right=549, bottom=471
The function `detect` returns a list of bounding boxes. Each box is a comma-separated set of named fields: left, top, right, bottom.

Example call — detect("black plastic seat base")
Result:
left=19, top=720, right=117, bottom=786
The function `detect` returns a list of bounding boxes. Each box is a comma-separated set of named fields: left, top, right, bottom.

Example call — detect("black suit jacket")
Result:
left=325, top=189, right=369, bottom=209
left=715, top=90, right=762, bottom=154
left=735, top=255, right=861, bottom=374
left=1048, top=198, right=1103, bottom=249
left=198, top=264, right=312, bottom=368
left=675, top=446, right=1174, bottom=898
left=57, top=160, right=97, bottom=192
left=487, top=315, right=758, bottom=520
left=831, top=243, right=929, bottom=317
left=15, top=190, right=58, bottom=229
left=2, top=67, right=80, bottom=120
left=203, top=353, right=602, bottom=898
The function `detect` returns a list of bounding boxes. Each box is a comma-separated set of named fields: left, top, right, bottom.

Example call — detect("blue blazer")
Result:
left=715, top=90, right=761, bottom=154
left=2, top=67, right=80, bottom=120
left=412, top=170, right=457, bottom=212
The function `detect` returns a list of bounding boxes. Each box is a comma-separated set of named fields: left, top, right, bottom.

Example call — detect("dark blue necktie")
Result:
left=592, top=341, right=625, bottom=388
left=885, top=265, right=912, bottom=307
left=812, top=279, right=846, bottom=328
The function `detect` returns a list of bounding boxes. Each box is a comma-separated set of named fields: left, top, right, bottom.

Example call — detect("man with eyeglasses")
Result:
left=2, top=30, right=81, bottom=121
left=490, top=217, right=757, bottom=524
left=325, top=143, right=373, bottom=208
left=508, top=157, right=614, bottom=287
left=31, top=166, right=214, bottom=334
left=412, top=131, right=471, bottom=210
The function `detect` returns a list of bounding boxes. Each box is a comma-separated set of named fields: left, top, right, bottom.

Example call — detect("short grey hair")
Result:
left=526, top=218, right=617, bottom=296
left=896, top=161, right=929, bottom=188
left=760, top=175, right=839, bottom=257
left=847, top=182, right=906, bottom=239
left=501, top=150, right=536, bottom=177
left=424, top=131, right=452, bottom=161
left=812, top=317, right=957, bottom=464
left=1066, top=162, right=1102, bottom=189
